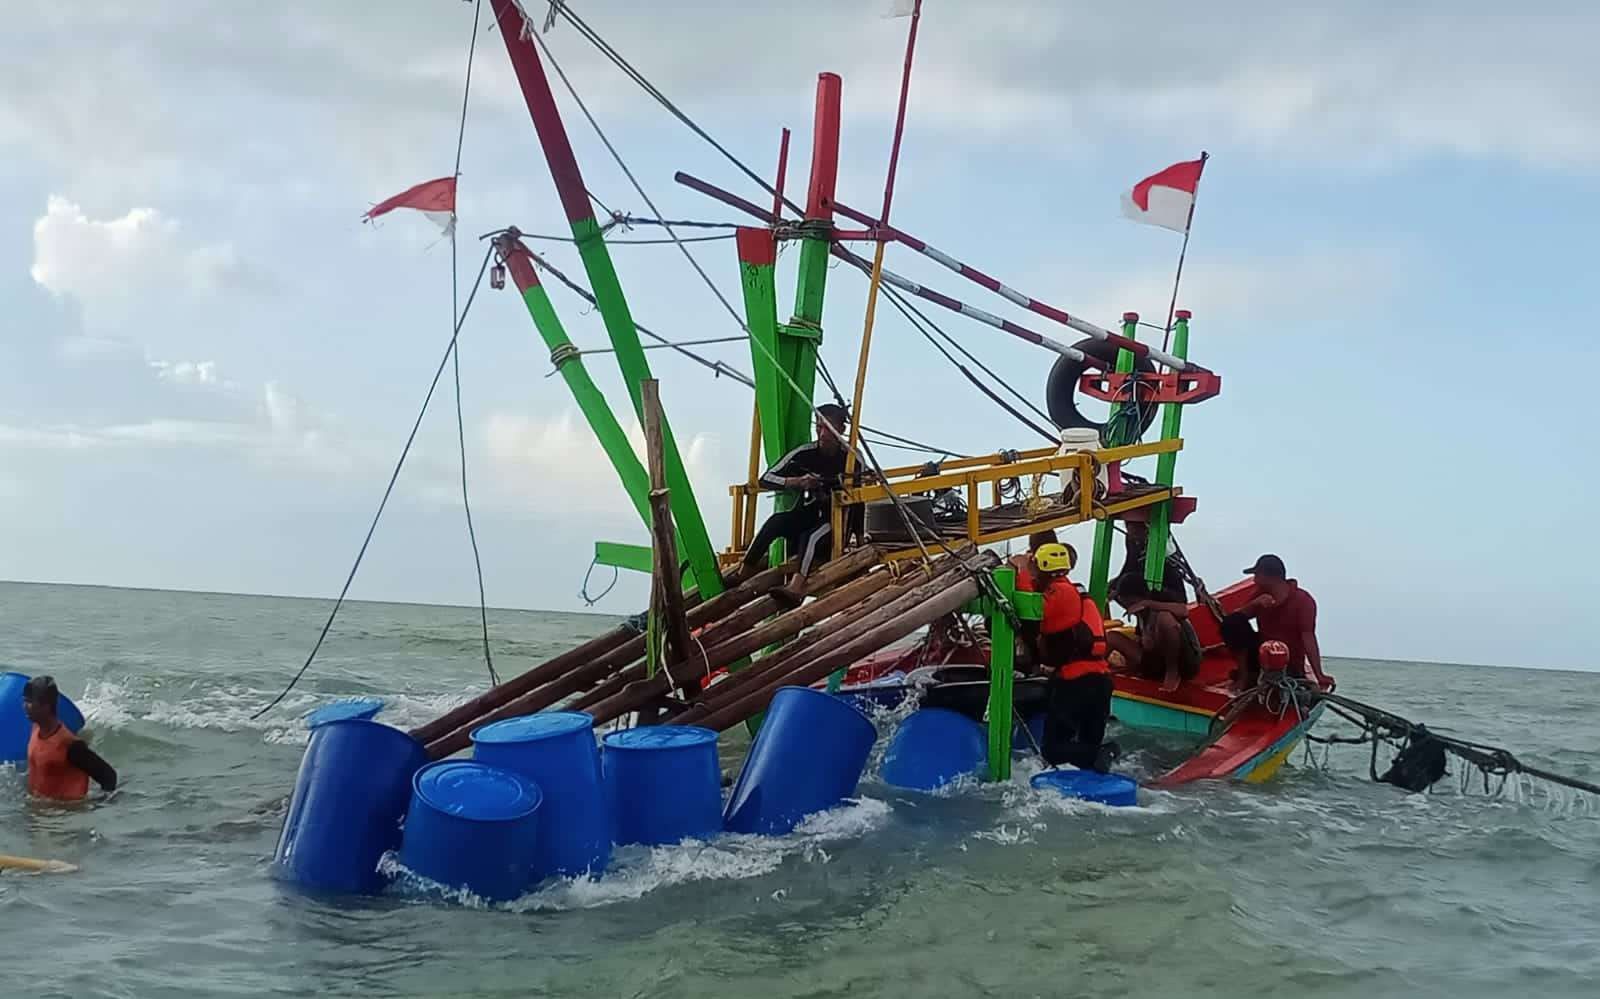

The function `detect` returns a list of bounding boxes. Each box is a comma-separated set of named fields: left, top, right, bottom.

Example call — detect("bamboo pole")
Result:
left=583, top=559, right=895, bottom=725
left=694, top=560, right=992, bottom=731
left=644, top=381, right=693, bottom=684
left=677, top=561, right=957, bottom=724
left=409, top=623, right=637, bottom=745
left=418, top=559, right=798, bottom=755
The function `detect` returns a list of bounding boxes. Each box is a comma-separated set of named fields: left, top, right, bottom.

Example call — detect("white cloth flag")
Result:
left=1120, top=157, right=1206, bottom=234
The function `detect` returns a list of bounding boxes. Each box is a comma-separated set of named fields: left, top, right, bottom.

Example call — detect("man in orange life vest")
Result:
left=23, top=676, right=116, bottom=801
left=1007, top=529, right=1060, bottom=594
left=1031, top=543, right=1119, bottom=771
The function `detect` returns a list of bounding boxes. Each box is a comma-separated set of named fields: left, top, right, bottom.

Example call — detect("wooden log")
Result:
left=570, top=659, right=649, bottom=711
left=411, top=555, right=796, bottom=747
left=584, top=560, right=899, bottom=725
left=694, top=559, right=993, bottom=731
left=678, top=555, right=970, bottom=723
left=643, top=380, right=694, bottom=681
left=409, top=623, right=637, bottom=745
left=424, top=645, right=646, bottom=759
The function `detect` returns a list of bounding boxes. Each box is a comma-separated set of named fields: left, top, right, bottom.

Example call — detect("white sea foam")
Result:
left=74, top=677, right=469, bottom=747
left=380, top=796, right=894, bottom=913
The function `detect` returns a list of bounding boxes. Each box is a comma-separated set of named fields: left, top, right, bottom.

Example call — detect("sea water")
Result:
left=1, top=581, right=1596, bottom=998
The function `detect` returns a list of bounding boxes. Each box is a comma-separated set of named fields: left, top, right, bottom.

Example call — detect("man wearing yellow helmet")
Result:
left=1031, top=542, right=1118, bottom=771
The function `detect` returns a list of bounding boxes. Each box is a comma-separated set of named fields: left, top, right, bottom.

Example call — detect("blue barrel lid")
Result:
left=602, top=725, right=718, bottom=751
left=414, top=761, right=543, bottom=822
left=305, top=697, right=385, bottom=729
left=1030, top=769, right=1139, bottom=806
left=471, top=710, right=593, bottom=745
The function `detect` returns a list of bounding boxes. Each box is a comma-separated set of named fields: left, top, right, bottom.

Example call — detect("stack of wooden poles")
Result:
left=410, top=544, right=997, bottom=759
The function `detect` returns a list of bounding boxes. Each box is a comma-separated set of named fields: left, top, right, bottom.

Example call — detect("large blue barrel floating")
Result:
left=602, top=725, right=722, bottom=846
left=0, top=672, right=86, bottom=764
left=723, top=686, right=877, bottom=836
left=305, top=697, right=384, bottom=729
left=880, top=707, right=987, bottom=792
left=472, top=712, right=610, bottom=879
left=272, top=719, right=429, bottom=894
left=398, top=760, right=542, bottom=902
left=1030, top=769, right=1139, bottom=807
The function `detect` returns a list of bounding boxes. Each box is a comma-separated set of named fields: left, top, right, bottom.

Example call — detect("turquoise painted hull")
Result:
left=1111, top=692, right=1214, bottom=738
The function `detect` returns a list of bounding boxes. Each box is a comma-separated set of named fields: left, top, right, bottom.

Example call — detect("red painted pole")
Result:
left=770, top=127, right=791, bottom=224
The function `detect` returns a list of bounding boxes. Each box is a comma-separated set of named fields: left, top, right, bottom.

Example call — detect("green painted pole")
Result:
left=985, top=567, right=1016, bottom=781
left=594, top=541, right=653, bottom=574
left=495, top=5, right=722, bottom=598
left=501, top=239, right=653, bottom=530
left=736, top=229, right=789, bottom=464
left=1088, top=313, right=1142, bottom=609
left=1144, top=310, right=1191, bottom=589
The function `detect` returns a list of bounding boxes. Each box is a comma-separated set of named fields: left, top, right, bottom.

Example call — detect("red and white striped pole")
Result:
left=832, top=201, right=1198, bottom=372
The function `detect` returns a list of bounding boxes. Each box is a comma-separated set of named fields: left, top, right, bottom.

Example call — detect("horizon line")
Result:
left=2, top=577, right=1587, bottom=675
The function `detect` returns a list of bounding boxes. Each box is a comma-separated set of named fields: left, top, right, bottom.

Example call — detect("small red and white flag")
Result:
left=362, top=176, right=457, bottom=235
left=1120, top=157, right=1206, bottom=234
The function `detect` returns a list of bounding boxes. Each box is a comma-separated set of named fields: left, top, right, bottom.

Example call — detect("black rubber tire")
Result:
left=1044, top=337, right=1160, bottom=438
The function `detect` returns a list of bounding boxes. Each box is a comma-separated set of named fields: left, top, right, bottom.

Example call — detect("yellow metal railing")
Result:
left=728, top=438, right=1182, bottom=562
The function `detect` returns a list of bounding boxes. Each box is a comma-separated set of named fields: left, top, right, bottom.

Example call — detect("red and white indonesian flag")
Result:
left=362, top=176, right=457, bottom=234
left=1120, top=157, right=1206, bottom=233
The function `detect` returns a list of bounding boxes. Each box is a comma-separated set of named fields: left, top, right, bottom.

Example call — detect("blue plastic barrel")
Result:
left=602, top=725, right=722, bottom=846
left=398, top=760, right=543, bottom=902
left=272, top=719, right=429, bottom=894
left=305, top=697, right=384, bottom=729
left=723, top=686, right=877, bottom=836
left=472, top=712, right=610, bottom=879
left=0, top=672, right=86, bottom=764
left=880, top=708, right=988, bottom=792
left=1030, top=769, right=1139, bottom=807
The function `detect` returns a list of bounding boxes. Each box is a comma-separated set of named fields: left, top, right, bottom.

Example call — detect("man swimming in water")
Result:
left=23, top=676, right=116, bottom=801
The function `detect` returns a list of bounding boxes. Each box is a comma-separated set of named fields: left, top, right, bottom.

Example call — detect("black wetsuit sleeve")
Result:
left=66, top=741, right=117, bottom=792
left=759, top=444, right=813, bottom=491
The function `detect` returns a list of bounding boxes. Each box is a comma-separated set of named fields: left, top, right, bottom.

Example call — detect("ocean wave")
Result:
left=74, top=678, right=472, bottom=747
left=378, top=796, right=894, bottom=913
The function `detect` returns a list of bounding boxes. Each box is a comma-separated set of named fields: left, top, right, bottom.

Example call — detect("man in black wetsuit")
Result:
left=742, top=403, right=851, bottom=577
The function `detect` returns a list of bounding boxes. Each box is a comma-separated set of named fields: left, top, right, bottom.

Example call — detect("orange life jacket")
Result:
left=1039, top=579, right=1109, bottom=680
left=28, top=723, right=89, bottom=801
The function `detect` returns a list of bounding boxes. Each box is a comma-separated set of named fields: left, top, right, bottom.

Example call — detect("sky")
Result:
left=2, top=1, right=1597, bottom=670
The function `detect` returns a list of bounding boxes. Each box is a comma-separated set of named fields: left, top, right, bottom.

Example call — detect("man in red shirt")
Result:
left=1220, top=554, right=1332, bottom=690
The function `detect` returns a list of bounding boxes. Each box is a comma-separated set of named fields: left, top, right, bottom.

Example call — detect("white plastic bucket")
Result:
left=1057, top=428, right=1109, bottom=501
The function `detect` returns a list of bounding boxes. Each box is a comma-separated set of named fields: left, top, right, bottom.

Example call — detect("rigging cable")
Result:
left=876, top=281, right=1057, bottom=443
left=549, top=3, right=804, bottom=217
left=251, top=246, right=497, bottom=720
left=451, top=0, right=499, bottom=687
left=531, top=28, right=749, bottom=335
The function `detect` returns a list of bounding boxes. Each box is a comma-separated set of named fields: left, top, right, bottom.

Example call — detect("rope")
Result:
left=251, top=246, right=496, bottom=720
left=579, top=556, right=619, bottom=606
left=549, top=2, right=804, bottom=217
left=877, top=282, right=1057, bottom=444
left=452, top=0, right=499, bottom=687
left=531, top=29, right=748, bottom=335
left=521, top=247, right=956, bottom=461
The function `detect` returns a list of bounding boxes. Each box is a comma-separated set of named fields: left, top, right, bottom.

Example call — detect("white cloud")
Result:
left=1061, top=248, right=1409, bottom=335
left=30, top=195, right=248, bottom=305
left=482, top=408, right=734, bottom=520
left=150, top=359, right=221, bottom=386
